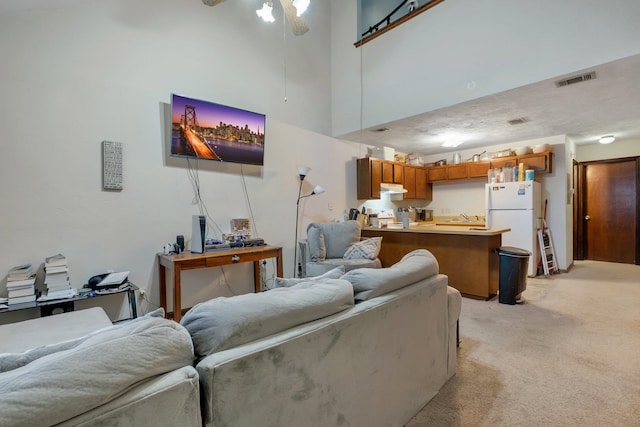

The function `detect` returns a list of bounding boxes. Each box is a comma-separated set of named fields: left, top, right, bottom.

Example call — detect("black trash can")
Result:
left=496, top=246, right=531, bottom=305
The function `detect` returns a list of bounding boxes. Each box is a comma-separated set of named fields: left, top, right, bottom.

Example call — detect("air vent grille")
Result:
left=508, top=117, right=529, bottom=126
left=555, top=71, right=596, bottom=88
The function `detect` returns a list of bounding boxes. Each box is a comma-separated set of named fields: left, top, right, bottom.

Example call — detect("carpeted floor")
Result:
left=406, top=260, right=640, bottom=427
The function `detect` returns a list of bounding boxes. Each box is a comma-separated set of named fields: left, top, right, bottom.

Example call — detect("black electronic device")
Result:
left=176, top=235, right=185, bottom=251
left=87, top=271, right=129, bottom=290
left=244, top=238, right=266, bottom=247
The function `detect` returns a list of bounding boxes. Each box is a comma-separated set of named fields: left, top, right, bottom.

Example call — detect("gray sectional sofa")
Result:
left=0, top=308, right=201, bottom=427
left=0, top=249, right=461, bottom=427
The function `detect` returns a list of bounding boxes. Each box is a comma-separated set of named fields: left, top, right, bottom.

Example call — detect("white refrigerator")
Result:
left=485, top=181, right=542, bottom=277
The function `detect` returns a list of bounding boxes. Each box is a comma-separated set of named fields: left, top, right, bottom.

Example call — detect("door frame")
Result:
left=573, top=156, right=640, bottom=264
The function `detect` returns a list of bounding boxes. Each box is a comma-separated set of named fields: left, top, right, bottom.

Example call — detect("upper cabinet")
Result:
left=357, top=158, right=432, bottom=200
left=357, top=151, right=552, bottom=198
left=357, top=158, right=382, bottom=200
left=426, top=151, right=553, bottom=183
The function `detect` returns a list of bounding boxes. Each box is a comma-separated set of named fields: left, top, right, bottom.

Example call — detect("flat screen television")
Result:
left=170, top=94, right=266, bottom=166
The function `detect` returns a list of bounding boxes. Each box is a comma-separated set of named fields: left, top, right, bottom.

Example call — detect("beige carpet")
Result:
left=407, top=260, right=640, bottom=427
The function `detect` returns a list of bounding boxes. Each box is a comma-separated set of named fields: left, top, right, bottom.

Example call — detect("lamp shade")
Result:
left=312, top=185, right=325, bottom=195
left=298, top=166, right=311, bottom=178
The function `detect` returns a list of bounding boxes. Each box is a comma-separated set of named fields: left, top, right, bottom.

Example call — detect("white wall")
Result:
left=0, top=0, right=360, bottom=323
left=576, top=139, right=640, bottom=162
left=332, top=0, right=640, bottom=136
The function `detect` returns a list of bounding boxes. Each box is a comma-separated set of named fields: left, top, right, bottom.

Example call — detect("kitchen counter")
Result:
left=362, top=224, right=511, bottom=300
left=364, top=222, right=508, bottom=236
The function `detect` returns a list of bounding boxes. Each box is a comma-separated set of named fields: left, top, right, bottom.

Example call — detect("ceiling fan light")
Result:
left=599, top=135, right=615, bottom=144
left=292, top=0, right=310, bottom=16
left=256, top=1, right=275, bottom=22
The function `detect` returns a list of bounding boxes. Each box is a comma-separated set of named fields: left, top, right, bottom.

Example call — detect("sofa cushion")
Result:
left=341, top=249, right=439, bottom=301
left=343, top=236, right=382, bottom=260
left=307, top=221, right=361, bottom=259
left=0, top=308, right=166, bottom=373
left=273, top=266, right=346, bottom=288
left=181, top=278, right=354, bottom=357
left=307, top=225, right=326, bottom=261
left=0, top=313, right=194, bottom=427
left=0, top=306, right=112, bottom=354
left=305, top=258, right=382, bottom=278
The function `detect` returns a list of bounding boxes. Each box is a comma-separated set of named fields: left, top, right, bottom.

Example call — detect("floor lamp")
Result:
left=294, top=166, right=325, bottom=277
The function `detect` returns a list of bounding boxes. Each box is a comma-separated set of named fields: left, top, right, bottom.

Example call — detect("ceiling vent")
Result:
left=507, top=117, right=529, bottom=126
left=555, top=71, right=596, bottom=88
left=372, top=127, right=390, bottom=132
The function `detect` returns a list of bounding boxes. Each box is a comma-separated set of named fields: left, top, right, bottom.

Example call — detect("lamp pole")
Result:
left=294, top=176, right=305, bottom=277
left=293, top=166, right=324, bottom=278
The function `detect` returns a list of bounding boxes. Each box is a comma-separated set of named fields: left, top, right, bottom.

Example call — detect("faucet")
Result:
left=460, top=213, right=470, bottom=221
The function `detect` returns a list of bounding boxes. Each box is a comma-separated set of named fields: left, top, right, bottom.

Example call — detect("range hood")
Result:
left=380, top=183, right=408, bottom=194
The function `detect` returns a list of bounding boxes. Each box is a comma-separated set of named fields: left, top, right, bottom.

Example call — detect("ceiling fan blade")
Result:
left=201, top=0, right=226, bottom=6
left=279, top=0, right=309, bottom=36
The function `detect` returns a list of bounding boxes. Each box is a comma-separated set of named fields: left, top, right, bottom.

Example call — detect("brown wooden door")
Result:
left=583, top=159, right=638, bottom=263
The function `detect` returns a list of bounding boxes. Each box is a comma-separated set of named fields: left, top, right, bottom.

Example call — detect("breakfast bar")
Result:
left=362, top=224, right=510, bottom=299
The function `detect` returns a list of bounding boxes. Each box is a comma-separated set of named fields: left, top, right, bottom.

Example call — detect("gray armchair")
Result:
left=298, top=220, right=382, bottom=278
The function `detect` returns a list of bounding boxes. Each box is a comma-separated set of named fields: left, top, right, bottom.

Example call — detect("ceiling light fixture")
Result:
left=442, top=141, right=463, bottom=148
left=256, top=1, right=275, bottom=22
left=599, top=135, right=615, bottom=144
left=292, top=0, right=309, bottom=16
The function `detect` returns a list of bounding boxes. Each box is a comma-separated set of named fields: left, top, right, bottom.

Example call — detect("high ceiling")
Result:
left=338, top=53, right=640, bottom=156
left=4, top=1, right=639, bottom=158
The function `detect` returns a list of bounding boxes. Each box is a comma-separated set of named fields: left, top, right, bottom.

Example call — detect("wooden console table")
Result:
left=158, top=245, right=283, bottom=321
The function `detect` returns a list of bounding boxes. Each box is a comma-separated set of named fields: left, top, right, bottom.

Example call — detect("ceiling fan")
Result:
left=201, top=0, right=309, bottom=36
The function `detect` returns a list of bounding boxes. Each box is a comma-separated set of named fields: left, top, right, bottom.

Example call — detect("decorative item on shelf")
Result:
left=230, top=219, right=252, bottom=241
left=294, top=166, right=325, bottom=277
left=394, top=153, right=406, bottom=163
left=532, top=144, right=550, bottom=153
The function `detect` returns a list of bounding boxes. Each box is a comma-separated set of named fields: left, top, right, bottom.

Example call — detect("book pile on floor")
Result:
left=6, top=264, right=37, bottom=305
left=39, top=253, right=77, bottom=301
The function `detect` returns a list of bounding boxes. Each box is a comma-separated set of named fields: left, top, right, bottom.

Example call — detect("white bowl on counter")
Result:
left=514, top=146, right=531, bottom=155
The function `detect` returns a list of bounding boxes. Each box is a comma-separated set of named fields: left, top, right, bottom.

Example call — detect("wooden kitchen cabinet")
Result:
left=358, top=158, right=432, bottom=200
left=357, top=158, right=382, bottom=199
left=414, top=167, right=432, bottom=199
left=428, top=166, right=447, bottom=181
left=381, top=161, right=403, bottom=184
left=403, top=166, right=416, bottom=199
left=402, top=165, right=433, bottom=200
left=447, top=164, right=468, bottom=180
left=426, top=151, right=553, bottom=183
left=467, top=161, right=491, bottom=178
left=517, top=152, right=552, bottom=173
left=490, top=158, right=516, bottom=170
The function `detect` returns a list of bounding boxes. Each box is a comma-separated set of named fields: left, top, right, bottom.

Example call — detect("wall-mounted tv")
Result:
left=170, top=94, right=266, bottom=166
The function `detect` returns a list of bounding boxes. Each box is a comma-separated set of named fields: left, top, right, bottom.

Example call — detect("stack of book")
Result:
left=6, top=264, right=37, bottom=305
left=40, top=253, right=76, bottom=300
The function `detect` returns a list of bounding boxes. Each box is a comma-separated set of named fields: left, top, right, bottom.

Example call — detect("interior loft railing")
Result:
left=355, top=0, right=447, bottom=47
left=361, top=0, right=410, bottom=39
